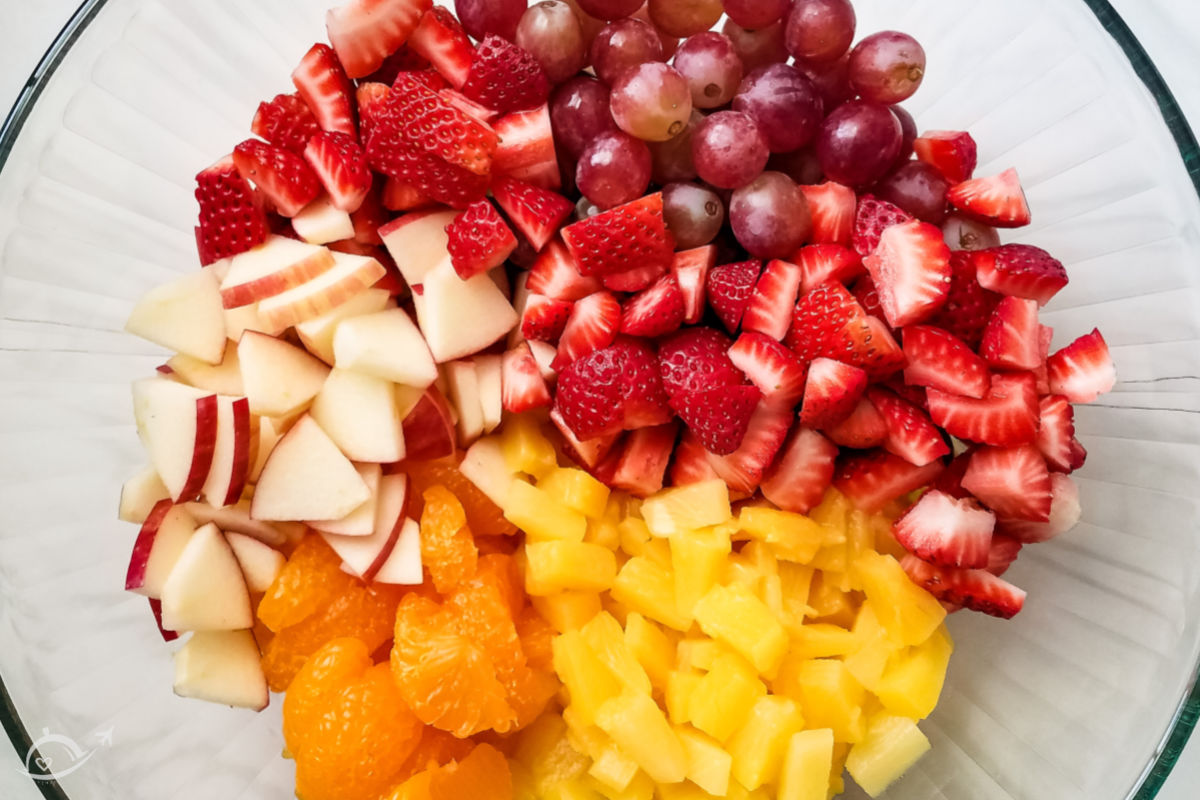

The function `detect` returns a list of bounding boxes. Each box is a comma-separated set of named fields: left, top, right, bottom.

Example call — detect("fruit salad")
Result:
left=116, top=0, right=1117, bottom=798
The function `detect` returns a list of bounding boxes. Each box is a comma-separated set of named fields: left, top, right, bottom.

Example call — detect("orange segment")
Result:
left=431, top=743, right=513, bottom=800
left=420, top=485, right=479, bottom=594
left=475, top=554, right=524, bottom=619
left=407, top=457, right=518, bottom=537
left=258, top=534, right=356, bottom=632
left=394, top=726, right=476, bottom=785
left=446, top=573, right=525, bottom=680
left=516, top=607, right=557, bottom=673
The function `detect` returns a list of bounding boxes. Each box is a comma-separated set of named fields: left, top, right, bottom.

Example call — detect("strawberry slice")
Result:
left=840, top=314, right=906, bottom=381
left=677, top=384, right=762, bottom=455
left=602, top=262, right=669, bottom=293
left=973, top=244, right=1068, bottom=306
left=492, top=105, right=560, bottom=190
left=728, top=332, right=808, bottom=407
left=620, top=273, right=685, bottom=338
left=492, top=177, right=573, bottom=251
left=381, top=175, right=433, bottom=211
left=374, top=74, right=499, bottom=175
left=833, top=450, right=945, bottom=513
left=292, top=43, right=357, bottom=138
left=893, top=489, right=995, bottom=569
left=439, top=88, right=498, bottom=123
left=1035, top=395, right=1087, bottom=473
left=931, top=448, right=974, bottom=499
left=980, top=296, right=1041, bottom=370
left=824, top=397, right=888, bottom=449
left=603, top=421, right=679, bottom=497
left=799, top=182, right=856, bottom=245
left=946, top=167, right=1031, bottom=228
left=501, top=342, right=552, bottom=413
left=232, top=139, right=321, bottom=217
left=526, top=240, right=603, bottom=300
left=366, top=132, right=490, bottom=209
left=669, top=431, right=723, bottom=486
left=795, top=244, right=864, bottom=295
left=521, top=294, right=574, bottom=342
left=356, top=82, right=392, bottom=143
left=707, top=260, right=764, bottom=334
left=462, top=36, right=551, bottom=115
left=555, top=338, right=672, bottom=440
left=961, top=445, right=1052, bottom=522
left=550, top=406, right=620, bottom=469
left=303, top=131, right=371, bottom=212
left=912, top=130, right=978, bottom=184
left=552, top=290, right=621, bottom=370
left=760, top=426, right=839, bottom=514
left=396, top=68, right=449, bottom=92
left=446, top=199, right=518, bottom=279
left=787, top=281, right=862, bottom=360
left=901, top=555, right=1026, bottom=619
left=408, top=6, right=474, bottom=88
left=705, top=401, right=793, bottom=493
left=926, top=371, right=1039, bottom=447
left=800, top=358, right=867, bottom=430
left=849, top=274, right=886, bottom=323
left=671, top=246, right=717, bottom=324
left=349, top=180, right=390, bottom=244
left=867, top=387, right=951, bottom=467
left=863, top=219, right=952, bottom=328
left=658, top=327, right=746, bottom=402
left=193, top=156, right=269, bottom=264
left=742, top=259, right=803, bottom=340
left=986, top=534, right=1023, bottom=576
left=562, top=193, right=674, bottom=278
left=925, top=250, right=1003, bottom=348
left=902, top=325, right=990, bottom=399
left=251, top=93, right=321, bottom=155
left=325, top=0, right=431, bottom=79
left=1047, top=328, right=1115, bottom=403
left=1033, top=324, right=1054, bottom=394
left=363, top=45, right=430, bottom=85
left=852, top=194, right=912, bottom=256
left=995, top=472, right=1081, bottom=544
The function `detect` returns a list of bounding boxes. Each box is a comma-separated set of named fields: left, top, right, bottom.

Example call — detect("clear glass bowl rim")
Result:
left=1, top=1, right=1198, bottom=798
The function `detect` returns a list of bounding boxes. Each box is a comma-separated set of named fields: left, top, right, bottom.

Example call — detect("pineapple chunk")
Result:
left=582, top=612, right=652, bottom=694
left=792, top=624, right=861, bottom=659
left=778, top=728, right=834, bottom=800
left=553, top=630, right=622, bottom=725
left=778, top=563, right=817, bottom=630
left=809, top=489, right=850, bottom=535
left=595, top=692, right=688, bottom=784
left=624, top=613, right=674, bottom=690
left=587, top=518, right=621, bottom=550
left=670, top=527, right=732, bottom=616
left=588, top=742, right=640, bottom=792
left=726, top=695, right=805, bottom=790
left=676, top=725, right=733, bottom=796
left=875, top=625, right=953, bottom=720
left=854, top=551, right=946, bottom=646
left=505, top=480, right=587, bottom=542
left=844, top=509, right=874, bottom=581
left=526, top=541, right=617, bottom=594
left=532, top=591, right=602, bottom=633
left=641, top=537, right=673, bottom=570
left=641, top=479, right=732, bottom=537
left=541, top=467, right=612, bottom=520
left=501, top=413, right=558, bottom=478
left=807, top=571, right=858, bottom=629
left=666, top=669, right=704, bottom=724
left=516, top=712, right=591, bottom=794
left=737, top=506, right=825, bottom=563
left=588, top=772, right=654, bottom=800
left=777, top=658, right=866, bottom=744
left=688, top=654, right=767, bottom=742
left=677, top=638, right=725, bottom=672
left=810, top=540, right=848, bottom=574
left=544, top=780, right=606, bottom=800
left=693, top=583, right=789, bottom=677
left=845, top=712, right=931, bottom=797
left=618, top=517, right=653, bottom=557
left=611, top=557, right=691, bottom=631
left=842, top=602, right=896, bottom=692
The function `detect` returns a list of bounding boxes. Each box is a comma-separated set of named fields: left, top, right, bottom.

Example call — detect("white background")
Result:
left=0, top=2, right=1198, bottom=799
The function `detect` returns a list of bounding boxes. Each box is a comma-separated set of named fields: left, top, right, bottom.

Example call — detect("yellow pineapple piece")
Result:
left=777, top=658, right=866, bottom=744
left=670, top=527, right=732, bottom=616
left=554, top=630, right=623, bottom=725
left=810, top=540, right=848, bottom=574
left=779, top=563, right=817, bottom=631
left=533, top=591, right=602, bottom=633
left=722, top=553, right=763, bottom=588
left=611, top=556, right=691, bottom=631
left=777, top=728, right=834, bottom=800
left=842, top=602, right=896, bottom=692
left=738, top=506, right=825, bottom=563
left=655, top=783, right=717, bottom=800
left=582, top=611, right=652, bottom=694
left=809, top=489, right=850, bottom=536
left=725, top=780, right=774, bottom=800
left=854, top=551, right=946, bottom=646
left=595, top=692, right=688, bottom=784
left=875, top=625, right=953, bottom=720
left=624, top=613, right=674, bottom=690
left=844, top=509, right=873, bottom=581
left=526, top=541, right=618, bottom=594
left=693, top=583, right=789, bottom=677
left=641, top=536, right=673, bottom=570
left=506, top=479, right=587, bottom=542
left=544, top=779, right=606, bottom=800
left=516, top=711, right=591, bottom=795
left=677, top=638, right=726, bottom=672
left=829, top=742, right=850, bottom=796
left=792, top=623, right=861, bottom=659
left=501, top=413, right=559, bottom=478
left=588, top=742, right=641, bottom=792
left=587, top=518, right=622, bottom=550
left=872, top=514, right=909, bottom=560
left=845, top=712, right=931, bottom=797
left=541, top=467, right=612, bottom=520
left=603, top=595, right=632, bottom=627
left=688, top=653, right=767, bottom=742
left=740, top=540, right=779, bottom=577
left=618, top=517, right=653, bottom=557
left=587, top=772, right=655, bottom=800
left=666, top=669, right=704, bottom=724
left=807, top=571, right=859, bottom=629
left=726, top=694, right=805, bottom=790
left=676, top=725, right=733, bottom=796
left=641, top=479, right=732, bottom=536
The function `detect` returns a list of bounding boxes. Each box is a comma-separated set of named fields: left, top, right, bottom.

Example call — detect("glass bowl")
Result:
left=2, top=1, right=1199, bottom=798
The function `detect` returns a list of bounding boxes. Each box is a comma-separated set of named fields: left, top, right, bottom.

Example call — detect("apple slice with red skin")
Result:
left=250, top=415, right=371, bottom=522
left=201, top=396, right=254, bottom=508
left=126, top=499, right=197, bottom=599
left=400, top=386, right=457, bottom=462
left=184, top=499, right=286, bottom=547
left=308, top=463, right=383, bottom=536
left=322, top=473, right=410, bottom=581
left=132, top=377, right=219, bottom=502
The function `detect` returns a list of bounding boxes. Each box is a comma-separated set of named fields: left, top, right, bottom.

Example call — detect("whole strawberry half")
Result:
left=555, top=338, right=672, bottom=440
left=445, top=199, right=518, bottom=279
left=252, top=93, right=321, bottom=155
left=462, top=35, right=551, bottom=115
left=193, top=155, right=268, bottom=264
left=561, top=193, right=675, bottom=278
left=657, top=327, right=746, bottom=402
left=707, top=260, right=763, bottom=333
left=676, top=384, right=762, bottom=456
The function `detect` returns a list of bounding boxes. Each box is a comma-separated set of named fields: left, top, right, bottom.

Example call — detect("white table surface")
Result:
left=1, top=2, right=1198, bottom=799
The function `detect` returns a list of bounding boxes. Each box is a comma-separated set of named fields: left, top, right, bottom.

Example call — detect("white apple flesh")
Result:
left=372, top=517, right=423, bottom=585
left=333, top=308, right=438, bottom=387
left=173, top=630, right=269, bottom=711
left=295, top=287, right=392, bottom=364
left=321, top=473, right=409, bottom=581
left=159, top=523, right=254, bottom=632
left=250, top=415, right=370, bottom=522
left=132, top=377, right=219, bottom=501
left=444, top=360, right=485, bottom=446
left=413, top=257, right=518, bottom=363
left=378, top=209, right=459, bottom=287
left=219, top=235, right=336, bottom=308
left=257, top=250, right=385, bottom=330
left=291, top=195, right=355, bottom=245
left=126, top=268, right=226, bottom=364
left=310, top=369, right=406, bottom=464
left=308, top=462, right=383, bottom=536
left=201, top=396, right=253, bottom=508
left=166, top=340, right=244, bottom=396
left=474, top=354, right=503, bottom=433
left=459, top=436, right=515, bottom=509
left=118, top=466, right=170, bottom=524
left=126, top=499, right=197, bottom=598
left=238, top=330, right=330, bottom=417
left=183, top=499, right=286, bottom=547
left=226, top=532, right=286, bottom=593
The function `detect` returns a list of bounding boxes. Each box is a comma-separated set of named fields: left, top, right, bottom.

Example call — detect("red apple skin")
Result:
left=126, top=498, right=174, bottom=591
left=148, top=597, right=179, bottom=642
left=401, top=387, right=457, bottom=462
left=179, top=395, right=219, bottom=501
left=363, top=477, right=409, bottom=581
left=221, top=398, right=252, bottom=506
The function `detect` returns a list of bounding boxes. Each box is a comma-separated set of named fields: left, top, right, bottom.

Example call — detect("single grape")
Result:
left=730, top=171, right=812, bottom=258
left=610, top=62, right=694, bottom=142
left=943, top=213, right=1001, bottom=251
left=550, top=76, right=617, bottom=160
left=647, top=0, right=724, bottom=38
left=785, top=0, right=856, bottom=63
left=796, top=52, right=853, bottom=108
left=816, top=100, right=902, bottom=187
left=733, top=64, right=823, bottom=153
left=510, top=236, right=539, bottom=268
left=848, top=31, right=927, bottom=104
left=722, top=19, right=790, bottom=72
left=673, top=33, right=744, bottom=109
left=516, top=2, right=588, bottom=84
left=648, top=109, right=703, bottom=183
left=577, top=131, right=653, bottom=209
left=692, top=110, right=770, bottom=189
left=455, top=0, right=528, bottom=41
left=891, top=105, right=917, bottom=165
left=575, top=0, right=642, bottom=21
left=767, top=147, right=823, bottom=185
left=724, top=0, right=790, bottom=30
left=875, top=161, right=950, bottom=224
left=591, top=18, right=664, bottom=85
left=563, top=0, right=606, bottom=50
left=663, top=182, right=726, bottom=248
left=632, top=3, right=681, bottom=58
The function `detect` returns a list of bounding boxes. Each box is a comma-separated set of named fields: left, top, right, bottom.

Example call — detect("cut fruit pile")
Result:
left=114, top=0, right=1118, bottom=798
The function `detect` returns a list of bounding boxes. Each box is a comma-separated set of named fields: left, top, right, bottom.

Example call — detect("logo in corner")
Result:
left=16, top=727, right=113, bottom=781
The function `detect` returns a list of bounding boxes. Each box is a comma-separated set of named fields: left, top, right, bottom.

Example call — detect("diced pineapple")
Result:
left=582, top=612, right=652, bottom=694
left=725, top=780, right=774, bottom=800
left=641, top=479, right=732, bottom=537
left=602, top=595, right=631, bottom=627
left=875, top=625, right=953, bottom=720
left=526, top=541, right=617, bottom=594
left=611, top=557, right=692, bottom=631
left=778, top=728, right=834, bottom=800
left=676, top=637, right=726, bottom=672
left=727, top=695, right=805, bottom=790
left=872, top=515, right=909, bottom=560
left=670, top=527, right=732, bottom=616
left=655, top=783, right=718, bottom=800
left=624, top=613, right=674, bottom=690
left=516, top=712, right=591, bottom=795
left=533, top=591, right=602, bottom=633
left=693, top=583, right=789, bottom=677
left=506, top=479, right=588, bottom=542
left=809, top=489, right=850, bottom=536
left=501, top=413, right=559, bottom=478
left=666, top=669, right=704, bottom=725
left=676, top=725, right=733, bottom=796
left=792, top=624, right=861, bottom=659
left=588, top=742, right=641, bottom=792
left=544, top=779, right=607, bottom=800
left=618, top=517, right=653, bottom=557
left=595, top=692, right=688, bottom=784
left=830, top=742, right=850, bottom=796
left=810, top=540, right=848, bottom=574
left=641, top=537, right=673, bottom=570
left=554, top=630, right=623, bottom=725
left=807, top=571, right=858, bottom=629
left=842, top=602, right=897, bottom=692
left=844, top=509, right=874, bottom=581
left=587, top=772, right=655, bottom=800
left=854, top=551, right=946, bottom=646
left=541, top=467, right=612, bottom=520
left=844, top=712, right=931, bottom=797
left=688, top=654, right=767, bottom=742
left=587, top=518, right=621, bottom=550
left=740, top=540, right=779, bottom=576
left=758, top=573, right=785, bottom=624
left=738, top=507, right=825, bottom=563
left=776, top=658, right=866, bottom=744
left=722, top=553, right=764, bottom=588
left=779, top=563, right=817, bottom=630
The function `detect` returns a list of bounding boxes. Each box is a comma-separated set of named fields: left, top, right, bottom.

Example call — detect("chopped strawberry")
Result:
left=492, top=177, right=573, bottom=251
left=796, top=244, right=865, bottom=295
left=741, top=259, right=803, bottom=340
left=366, top=132, right=490, bottom=208
left=834, top=450, right=945, bottom=513
left=728, top=332, right=808, bottom=407
left=601, top=262, right=669, bottom=293
left=356, top=82, right=392, bottom=143
left=912, top=130, right=978, bottom=184
left=501, top=342, right=552, bottom=413
left=303, top=131, right=371, bottom=212
left=1047, top=328, right=1115, bottom=403
left=555, top=338, right=672, bottom=440
left=604, top=421, right=679, bottom=497
left=931, top=449, right=974, bottom=499
left=677, top=384, right=762, bottom=456
left=705, top=401, right=793, bottom=493
left=438, top=90, right=499, bottom=128
left=526, top=240, right=603, bottom=300
left=863, top=219, right=951, bottom=328
left=901, top=555, right=1026, bottom=619
left=799, top=182, right=856, bottom=245
left=395, top=67, right=449, bottom=92
left=292, top=43, right=357, bottom=137
left=373, top=74, right=499, bottom=175
left=881, top=376, right=928, bottom=410
left=924, top=250, right=1003, bottom=349
left=492, top=105, right=560, bottom=190
left=521, top=294, right=574, bottom=342
left=824, top=397, right=888, bottom=449
left=986, top=534, right=1023, bottom=576
left=671, top=246, right=717, bottom=324
left=893, top=489, right=995, bottom=569
left=462, top=36, right=551, bottom=115
left=349, top=181, right=390, bottom=244
left=926, top=371, right=1039, bottom=447
left=408, top=6, right=474, bottom=88
left=657, top=327, right=745, bottom=402
left=867, top=387, right=950, bottom=467
left=980, top=296, right=1041, bottom=370
left=562, top=193, right=674, bottom=278
left=849, top=274, right=886, bottom=323
left=852, top=194, right=912, bottom=256
left=231, top=139, right=320, bottom=217
left=193, top=155, right=268, bottom=264
left=707, top=260, right=763, bottom=333
left=381, top=175, right=432, bottom=211
left=620, top=273, right=686, bottom=338
left=445, top=199, right=518, bottom=279
left=552, top=290, right=622, bottom=370
left=669, top=431, right=723, bottom=486
left=325, top=0, right=431, bottom=78
left=761, top=426, right=839, bottom=514
left=840, top=315, right=906, bottom=381
left=1036, top=395, right=1087, bottom=473
left=251, top=93, right=321, bottom=155
left=961, top=444, right=1052, bottom=522
left=1033, top=324, right=1053, bottom=394
left=550, top=406, right=620, bottom=469
left=946, top=167, right=1031, bottom=228
left=800, top=358, right=868, bottom=430
left=973, top=244, right=1068, bottom=307
left=995, top=472, right=1081, bottom=544
left=787, top=281, right=865, bottom=361
left=902, top=325, right=990, bottom=399
left=363, top=45, right=430, bottom=85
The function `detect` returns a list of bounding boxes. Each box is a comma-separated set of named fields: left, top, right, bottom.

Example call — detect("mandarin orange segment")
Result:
left=420, top=485, right=479, bottom=594
left=258, top=534, right=356, bottom=632
left=446, top=574, right=526, bottom=680
left=505, top=663, right=560, bottom=732
left=408, top=458, right=518, bottom=537
left=394, top=726, right=477, bottom=785
left=430, top=743, right=513, bottom=800
left=475, top=553, right=524, bottom=619
left=515, top=607, right=558, bottom=673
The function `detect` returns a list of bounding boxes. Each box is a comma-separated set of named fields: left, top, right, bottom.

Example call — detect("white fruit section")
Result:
left=257, top=250, right=386, bottom=330
left=444, top=360, right=485, bottom=446
left=226, top=532, right=286, bottom=593
left=308, top=462, right=383, bottom=536
left=333, top=307, right=438, bottom=387
left=160, top=523, right=253, bottom=632
left=125, top=267, right=227, bottom=364
left=250, top=415, right=371, bottom=522
left=413, top=257, right=519, bottom=363
left=166, top=341, right=244, bottom=396
left=126, top=501, right=197, bottom=598
left=219, top=235, right=336, bottom=307
left=173, top=630, right=269, bottom=711
left=238, top=330, right=330, bottom=417
left=118, top=466, right=170, bottom=524
left=291, top=195, right=355, bottom=245
left=295, top=287, right=392, bottom=364
left=321, top=473, right=409, bottom=580
left=379, top=208, right=459, bottom=287
left=132, top=377, right=218, bottom=501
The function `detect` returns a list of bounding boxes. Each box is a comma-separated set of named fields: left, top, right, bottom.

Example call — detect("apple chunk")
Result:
left=184, top=499, right=286, bottom=547
left=257, top=250, right=386, bottom=330
left=459, top=436, right=514, bottom=509
left=174, top=630, right=269, bottom=711
left=321, top=473, right=409, bottom=581
left=251, top=415, right=371, bottom=521
left=238, top=330, right=330, bottom=417
left=160, top=523, right=253, bottom=631
left=132, top=377, right=218, bottom=501
left=295, top=287, right=392, bottom=364
left=401, top=386, right=457, bottom=462
left=219, top=235, right=335, bottom=308
left=308, top=462, right=383, bottom=536
left=310, top=369, right=405, bottom=463
left=291, top=195, right=355, bottom=245
left=373, top=517, right=423, bottom=585
left=126, top=499, right=197, bottom=598
left=226, top=532, right=285, bottom=593
left=118, top=466, right=170, bottom=524
left=474, top=354, right=503, bottom=433
left=333, top=308, right=438, bottom=388
left=126, top=268, right=226, bottom=364
left=444, top=360, right=485, bottom=446
left=201, top=396, right=253, bottom=508
left=166, top=340, right=244, bottom=396
left=379, top=209, right=459, bottom=287
left=413, top=257, right=519, bottom=362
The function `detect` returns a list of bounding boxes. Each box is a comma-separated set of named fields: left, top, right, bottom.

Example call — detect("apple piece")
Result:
left=119, top=466, right=170, bottom=524
left=292, top=195, right=355, bottom=245
left=126, top=499, right=197, bottom=598
left=444, top=360, right=485, bottom=446
left=459, top=436, right=514, bottom=509
left=413, top=257, right=519, bottom=362
left=248, top=416, right=290, bottom=484
left=373, top=517, right=423, bottom=585
left=295, top=287, right=392, bottom=364
left=184, top=499, right=286, bottom=547
left=322, top=473, right=409, bottom=581
left=159, top=523, right=254, bottom=632
left=506, top=271, right=532, bottom=347
left=220, top=235, right=336, bottom=308
left=149, top=597, right=179, bottom=642
left=166, top=340, right=244, bottom=396
left=310, top=369, right=405, bottom=463
left=527, top=339, right=558, bottom=383
left=401, top=386, right=457, bottom=461
left=224, top=302, right=286, bottom=340
left=309, top=462, right=384, bottom=536
left=126, top=268, right=226, bottom=364
left=379, top=209, right=459, bottom=287
left=251, top=415, right=371, bottom=521
left=173, top=630, right=269, bottom=711
left=238, top=330, right=330, bottom=417
left=201, top=396, right=254, bottom=508
left=396, top=384, right=424, bottom=418
left=226, top=532, right=286, bottom=593
left=333, top=308, right=438, bottom=387
left=474, top=354, right=503, bottom=433
left=207, top=258, right=233, bottom=283
left=257, top=250, right=386, bottom=330
left=132, top=377, right=219, bottom=501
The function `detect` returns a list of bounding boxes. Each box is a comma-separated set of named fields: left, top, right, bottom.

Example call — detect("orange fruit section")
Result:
left=406, top=457, right=517, bottom=537
left=257, top=535, right=355, bottom=633
left=419, top=485, right=479, bottom=594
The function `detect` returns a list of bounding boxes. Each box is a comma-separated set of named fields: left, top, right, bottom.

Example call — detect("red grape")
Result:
left=875, top=161, right=950, bottom=224
left=647, top=0, right=724, bottom=39
left=610, top=62, right=694, bottom=142
left=943, top=214, right=1001, bottom=251
left=767, top=147, right=824, bottom=185
left=722, top=19, right=789, bottom=72
left=673, top=33, right=744, bottom=109
left=733, top=64, right=824, bottom=153
left=517, top=1, right=588, bottom=84
left=648, top=109, right=703, bottom=183
left=724, top=0, right=790, bottom=30
left=591, top=18, right=664, bottom=85
left=455, top=0, right=528, bottom=41
left=786, top=0, right=856, bottom=63
left=692, top=110, right=770, bottom=189
left=891, top=105, right=917, bottom=165
left=848, top=31, right=927, bottom=104
left=576, top=131, right=653, bottom=209
left=563, top=0, right=606, bottom=49
left=663, top=182, right=726, bottom=248
left=816, top=100, right=902, bottom=187
left=796, top=52, right=853, bottom=108
left=730, top=171, right=812, bottom=258
left=551, top=76, right=618, bottom=160
left=575, top=0, right=642, bottom=21
left=632, top=3, right=681, bottom=58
